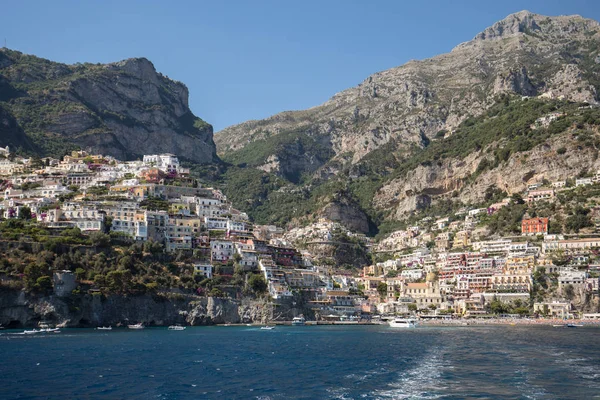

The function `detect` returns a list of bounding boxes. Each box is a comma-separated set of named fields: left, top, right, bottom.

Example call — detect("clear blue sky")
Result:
left=2, top=0, right=600, bottom=131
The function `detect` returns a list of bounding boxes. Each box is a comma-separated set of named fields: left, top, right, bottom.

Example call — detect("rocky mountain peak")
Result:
left=474, top=10, right=541, bottom=41
left=108, top=57, right=159, bottom=82
left=0, top=50, right=218, bottom=162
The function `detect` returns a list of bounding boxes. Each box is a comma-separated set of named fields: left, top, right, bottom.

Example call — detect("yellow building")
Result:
left=505, top=255, right=535, bottom=275
left=453, top=230, right=471, bottom=249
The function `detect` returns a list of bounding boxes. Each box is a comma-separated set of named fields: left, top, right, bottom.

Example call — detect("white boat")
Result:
left=128, top=323, right=144, bottom=330
left=388, top=318, right=417, bottom=328
left=260, top=326, right=275, bottom=330
left=20, top=328, right=60, bottom=334
left=292, top=316, right=306, bottom=326
left=168, top=325, right=186, bottom=331
left=40, top=328, right=60, bottom=333
left=96, top=326, right=112, bottom=330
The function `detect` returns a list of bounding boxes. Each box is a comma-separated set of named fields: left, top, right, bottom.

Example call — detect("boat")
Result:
left=260, top=326, right=275, bottom=330
left=388, top=318, right=418, bottom=328
left=292, top=316, right=306, bottom=326
left=128, top=323, right=144, bottom=330
left=20, top=328, right=60, bottom=334
left=552, top=324, right=565, bottom=328
left=39, top=328, right=60, bottom=333
left=96, top=326, right=112, bottom=330
left=566, top=323, right=584, bottom=328
left=168, top=325, right=186, bottom=331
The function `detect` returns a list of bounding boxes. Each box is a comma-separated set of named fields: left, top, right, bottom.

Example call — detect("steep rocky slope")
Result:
left=217, top=11, right=600, bottom=172
left=0, top=49, right=217, bottom=162
left=215, top=11, right=600, bottom=232
left=0, top=288, right=314, bottom=327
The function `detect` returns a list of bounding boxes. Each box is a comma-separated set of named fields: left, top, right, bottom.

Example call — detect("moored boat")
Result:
left=388, top=318, right=417, bottom=328
left=260, top=326, right=275, bottom=330
left=292, top=316, right=306, bottom=326
left=40, top=328, right=60, bottom=333
left=20, top=328, right=60, bottom=334
left=168, top=325, right=186, bottom=331
left=128, top=323, right=144, bottom=330
left=96, top=326, right=112, bottom=330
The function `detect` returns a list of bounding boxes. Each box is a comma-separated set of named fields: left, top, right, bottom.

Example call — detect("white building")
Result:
left=576, top=178, right=593, bottom=187
left=193, top=263, right=213, bottom=279
left=143, top=154, right=180, bottom=173
left=211, top=240, right=234, bottom=262
left=205, top=216, right=228, bottom=230
left=558, top=269, right=588, bottom=287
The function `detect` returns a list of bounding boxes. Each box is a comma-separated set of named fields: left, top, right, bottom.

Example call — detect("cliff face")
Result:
left=217, top=11, right=599, bottom=170
left=0, top=289, right=313, bottom=328
left=375, top=130, right=600, bottom=218
left=215, top=11, right=600, bottom=229
left=0, top=50, right=218, bottom=162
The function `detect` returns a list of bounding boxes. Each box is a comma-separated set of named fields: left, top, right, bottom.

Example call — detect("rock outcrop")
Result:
left=374, top=130, right=600, bottom=219
left=319, top=195, right=370, bottom=233
left=0, top=288, right=312, bottom=328
left=216, top=12, right=600, bottom=171
left=215, top=11, right=600, bottom=228
left=0, top=49, right=218, bottom=162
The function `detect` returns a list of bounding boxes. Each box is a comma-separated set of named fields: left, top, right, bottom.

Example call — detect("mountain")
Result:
left=0, top=49, right=217, bottom=163
left=215, top=11, right=600, bottom=233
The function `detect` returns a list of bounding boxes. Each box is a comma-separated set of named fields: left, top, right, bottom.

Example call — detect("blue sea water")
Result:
left=1, top=325, right=599, bottom=399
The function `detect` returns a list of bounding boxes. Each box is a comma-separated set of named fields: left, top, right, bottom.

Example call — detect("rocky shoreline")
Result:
left=0, top=288, right=286, bottom=328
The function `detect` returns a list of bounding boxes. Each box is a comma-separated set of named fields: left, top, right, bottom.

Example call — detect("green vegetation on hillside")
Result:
left=219, top=96, right=600, bottom=235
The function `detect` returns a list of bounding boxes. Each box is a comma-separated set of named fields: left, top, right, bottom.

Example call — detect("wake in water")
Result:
left=372, top=346, right=448, bottom=399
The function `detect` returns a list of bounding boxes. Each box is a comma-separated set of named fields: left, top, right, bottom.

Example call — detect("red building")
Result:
left=521, top=217, right=549, bottom=235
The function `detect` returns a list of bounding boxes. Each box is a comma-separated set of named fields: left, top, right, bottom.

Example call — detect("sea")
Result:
left=1, top=325, right=599, bottom=399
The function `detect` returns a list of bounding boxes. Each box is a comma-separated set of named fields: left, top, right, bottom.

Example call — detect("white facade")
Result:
left=193, top=263, right=213, bottom=278
left=211, top=240, right=234, bottom=262
left=143, top=154, right=180, bottom=173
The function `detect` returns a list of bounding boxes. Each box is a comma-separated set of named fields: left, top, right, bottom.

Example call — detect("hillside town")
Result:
left=0, top=148, right=599, bottom=322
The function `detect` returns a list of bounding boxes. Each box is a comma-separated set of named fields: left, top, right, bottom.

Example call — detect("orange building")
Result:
left=521, top=217, right=549, bottom=235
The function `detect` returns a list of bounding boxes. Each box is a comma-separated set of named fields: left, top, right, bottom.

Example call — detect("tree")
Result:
left=489, top=299, right=509, bottom=314
left=143, top=240, right=163, bottom=255
left=89, top=232, right=110, bottom=247
left=511, top=193, right=525, bottom=205
left=106, top=270, right=132, bottom=293
left=565, top=208, right=592, bottom=233
left=408, top=303, right=418, bottom=312
left=248, top=274, right=268, bottom=294
left=563, top=284, right=575, bottom=300
left=208, top=287, right=225, bottom=297
left=35, top=276, right=53, bottom=292
left=75, top=268, right=86, bottom=281
left=513, top=307, right=530, bottom=316
left=94, top=274, right=106, bottom=287
left=24, top=262, right=47, bottom=290
left=377, top=282, right=388, bottom=299
left=103, top=216, right=113, bottom=233
left=30, top=156, right=44, bottom=169
left=18, top=207, right=32, bottom=220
